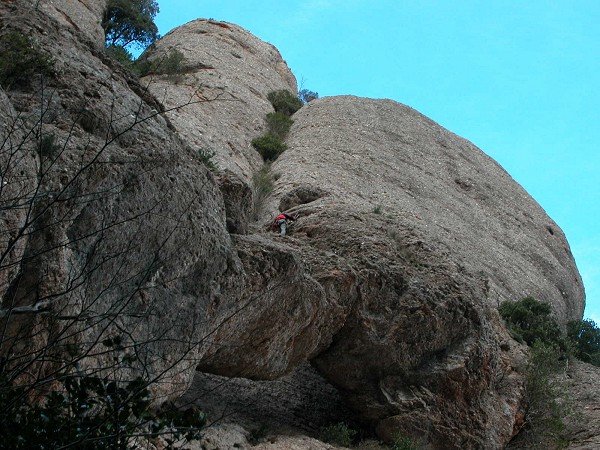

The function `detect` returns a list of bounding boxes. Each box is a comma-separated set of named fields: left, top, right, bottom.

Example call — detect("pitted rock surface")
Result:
left=274, top=96, right=584, bottom=323
left=1, top=4, right=591, bottom=450
left=564, top=361, right=600, bottom=450
left=0, top=1, right=245, bottom=400
left=141, top=19, right=297, bottom=183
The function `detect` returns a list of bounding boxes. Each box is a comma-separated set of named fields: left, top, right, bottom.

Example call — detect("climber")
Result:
left=272, top=212, right=296, bottom=236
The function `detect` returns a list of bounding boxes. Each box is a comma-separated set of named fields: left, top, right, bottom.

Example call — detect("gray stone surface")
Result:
left=141, top=19, right=297, bottom=184
left=0, top=1, right=243, bottom=400
left=565, top=361, right=600, bottom=450
left=274, top=96, right=584, bottom=322
left=1, top=3, right=593, bottom=449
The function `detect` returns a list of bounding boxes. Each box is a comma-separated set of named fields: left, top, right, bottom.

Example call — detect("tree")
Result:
left=102, top=0, right=160, bottom=49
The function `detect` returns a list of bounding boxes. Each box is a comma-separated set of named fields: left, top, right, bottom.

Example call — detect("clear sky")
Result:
left=154, top=1, right=599, bottom=321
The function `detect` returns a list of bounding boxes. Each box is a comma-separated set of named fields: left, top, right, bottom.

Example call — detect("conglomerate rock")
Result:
left=0, top=1, right=244, bottom=400
left=1, top=3, right=591, bottom=449
left=141, top=19, right=297, bottom=184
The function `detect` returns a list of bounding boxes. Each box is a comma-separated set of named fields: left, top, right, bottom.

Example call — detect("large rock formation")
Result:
left=141, top=19, right=297, bottom=183
left=132, top=17, right=586, bottom=450
left=276, top=96, right=584, bottom=322
left=0, top=4, right=589, bottom=450
left=0, top=0, right=242, bottom=399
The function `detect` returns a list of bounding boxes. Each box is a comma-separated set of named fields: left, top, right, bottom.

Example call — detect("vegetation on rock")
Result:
left=252, top=134, right=287, bottom=162
left=501, top=297, right=600, bottom=448
left=102, top=0, right=160, bottom=49
left=499, top=297, right=566, bottom=350
left=267, top=89, right=303, bottom=116
left=298, top=88, right=319, bottom=104
left=0, top=363, right=205, bottom=449
left=567, top=319, right=600, bottom=366
left=0, top=31, right=53, bottom=89
left=321, top=422, right=357, bottom=447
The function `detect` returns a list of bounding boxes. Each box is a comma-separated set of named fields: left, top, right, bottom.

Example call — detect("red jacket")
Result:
left=275, top=213, right=293, bottom=222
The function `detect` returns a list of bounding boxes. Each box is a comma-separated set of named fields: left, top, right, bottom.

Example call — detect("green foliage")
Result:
left=567, top=319, right=600, bottom=366
left=392, top=434, right=420, bottom=450
left=298, top=88, right=319, bottom=104
left=252, top=164, right=275, bottom=219
left=0, top=371, right=205, bottom=449
left=513, top=341, right=570, bottom=449
left=373, top=205, right=383, bottom=214
left=106, top=44, right=135, bottom=66
left=499, top=297, right=565, bottom=349
left=266, top=112, right=293, bottom=139
left=133, top=50, right=186, bottom=80
left=500, top=298, right=572, bottom=448
left=154, top=49, right=186, bottom=76
left=0, top=31, right=54, bottom=89
left=198, top=148, right=218, bottom=172
left=321, top=422, right=357, bottom=447
left=267, top=90, right=303, bottom=116
left=102, top=0, right=160, bottom=49
left=252, top=134, right=287, bottom=162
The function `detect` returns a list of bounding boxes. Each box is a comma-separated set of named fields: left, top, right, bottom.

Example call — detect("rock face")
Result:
left=564, top=361, right=600, bottom=450
left=0, top=1, right=243, bottom=399
left=275, top=96, right=584, bottom=323
left=131, top=18, right=586, bottom=450
left=141, top=19, right=297, bottom=184
left=1, top=4, right=590, bottom=450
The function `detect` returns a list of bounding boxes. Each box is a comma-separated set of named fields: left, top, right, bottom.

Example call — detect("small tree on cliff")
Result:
left=102, top=0, right=160, bottom=49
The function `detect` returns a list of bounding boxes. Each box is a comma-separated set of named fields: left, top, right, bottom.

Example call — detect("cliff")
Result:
left=0, top=3, right=591, bottom=449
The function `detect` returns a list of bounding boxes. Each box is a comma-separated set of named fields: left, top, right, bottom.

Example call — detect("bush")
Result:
left=134, top=49, right=186, bottom=80
left=266, top=112, right=293, bottom=139
left=105, top=44, right=135, bottom=67
left=500, top=298, right=571, bottom=448
left=298, top=88, right=319, bottom=104
left=0, top=370, right=205, bottom=449
left=252, top=134, right=287, bottom=162
left=0, top=31, right=54, bottom=89
left=252, top=164, right=275, bottom=220
left=321, top=422, right=357, bottom=447
left=267, top=90, right=303, bottom=116
left=567, top=319, right=600, bottom=366
left=392, top=434, right=420, bottom=450
left=198, top=148, right=218, bottom=172
left=513, top=341, right=570, bottom=449
left=499, top=297, right=565, bottom=350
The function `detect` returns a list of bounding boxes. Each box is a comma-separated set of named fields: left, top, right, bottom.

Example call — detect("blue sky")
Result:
left=155, top=1, right=599, bottom=321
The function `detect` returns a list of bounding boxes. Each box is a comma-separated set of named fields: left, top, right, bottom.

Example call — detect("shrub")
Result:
left=514, top=341, right=570, bottom=449
left=298, top=88, right=319, bottom=104
left=252, top=164, right=275, bottom=220
left=0, top=31, right=54, bottom=89
left=0, top=370, right=205, bottom=449
left=102, top=0, right=160, bottom=49
left=266, top=112, right=293, bottom=139
left=155, top=49, right=186, bottom=76
left=567, top=319, right=600, bottom=366
left=105, top=44, right=135, bottom=66
left=252, top=134, right=287, bottom=162
left=500, top=298, right=571, bottom=448
left=134, top=49, right=186, bottom=80
left=499, top=297, right=565, bottom=350
left=267, top=90, right=303, bottom=116
left=392, top=434, right=420, bottom=450
left=321, top=422, right=357, bottom=447
left=198, top=148, right=218, bottom=172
